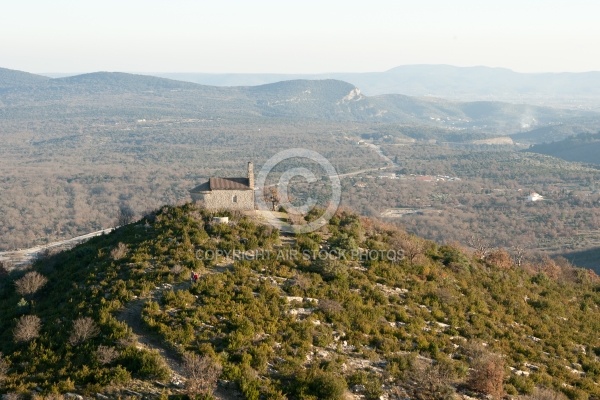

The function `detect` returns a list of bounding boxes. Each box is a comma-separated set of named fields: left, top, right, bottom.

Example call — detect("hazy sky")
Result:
left=1, top=0, right=599, bottom=74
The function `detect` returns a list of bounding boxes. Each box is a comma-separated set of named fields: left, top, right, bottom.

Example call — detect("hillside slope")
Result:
left=0, top=67, right=50, bottom=90
left=510, top=124, right=599, bottom=144
left=525, top=132, right=600, bottom=165
left=1, top=205, right=599, bottom=399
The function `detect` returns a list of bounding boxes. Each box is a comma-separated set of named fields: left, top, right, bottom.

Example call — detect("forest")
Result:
left=1, top=69, right=599, bottom=272
left=343, top=141, right=600, bottom=271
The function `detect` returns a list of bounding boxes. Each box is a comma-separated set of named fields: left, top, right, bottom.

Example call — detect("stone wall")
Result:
left=191, top=189, right=254, bottom=211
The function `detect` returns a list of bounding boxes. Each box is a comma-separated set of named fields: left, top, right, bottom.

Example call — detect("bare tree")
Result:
left=181, top=352, right=222, bottom=398
left=170, top=264, right=183, bottom=275
left=264, top=187, right=280, bottom=211
left=96, top=345, right=119, bottom=365
left=318, top=299, right=344, bottom=316
left=110, top=242, right=128, bottom=260
left=69, top=317, right=100, bottom=346
left=511, top=244, right=527, bottom=268
left=407, top=358, right=455, bottom=400
left=467, top=352, right=505, bottom=399
left=401, top=236, right=425, bottom=265
left=467, top=234, right=494, bottom=260
left=116, top=204, right=135, bottom=226
left=394, top=235, right=425, bottom=266
left=13, top=315, right=41, bottom=343
left=14, top=271, right=48, bottom=297
left=486, top=249, right=514, bottom=269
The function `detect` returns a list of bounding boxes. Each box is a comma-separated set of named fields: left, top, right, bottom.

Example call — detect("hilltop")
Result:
left=0, top=67, right=50, bottom=90
left=1, top=205, right=599, bottom=399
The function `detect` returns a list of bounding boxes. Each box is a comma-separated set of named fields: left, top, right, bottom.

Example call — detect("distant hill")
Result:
left=362, top=65, right=600, bottom=105
left=247, top=79, right=375, bottom=121
left=56, top=71, right=198, bottom=92
left=525, top=132, right=600, bottom=164
left=2, top=68, right=598, bottom=140
left=152, top=65, right=600, bottom=108
left=0, top=67, right=50, bottom=90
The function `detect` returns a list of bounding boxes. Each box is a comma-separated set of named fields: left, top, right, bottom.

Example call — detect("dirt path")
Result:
left=117, top=282, right=188, bottom=380
left=116, top=280, right=239, bottom=399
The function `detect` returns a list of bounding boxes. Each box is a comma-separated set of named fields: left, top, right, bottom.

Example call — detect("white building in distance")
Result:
left=527, top=192, right=544, bottom=202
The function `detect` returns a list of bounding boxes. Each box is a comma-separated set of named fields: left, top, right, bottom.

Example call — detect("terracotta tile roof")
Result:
left=190, top=177, right=252, bottom=193
left=190, top=181, right=211, bottom=193
left=190, top=174, right=252, bottom=192
left=209, top=177, right=251, bottom=190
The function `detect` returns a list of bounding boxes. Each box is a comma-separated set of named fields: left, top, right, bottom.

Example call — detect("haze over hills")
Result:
left=3, top=67, right=599, bottom=136
left=148, top=65, right=600, bottom=108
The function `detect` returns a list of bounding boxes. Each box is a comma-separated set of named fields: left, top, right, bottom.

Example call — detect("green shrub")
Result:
left=293, top=366, right=347, bottom=400
left=119, top=347, right=170, bottom=381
